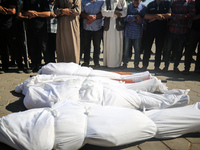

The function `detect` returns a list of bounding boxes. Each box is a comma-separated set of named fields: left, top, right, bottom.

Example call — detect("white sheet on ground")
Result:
left=21, top=75, right=189, bottom=110
left=0, top=100, right=157, bottom=149
left=0, top=108, right=55, bottom=150
left=85, top=105, right=157, bottom=146
left=146, top=102, right=200, bottom=139
left=0, top=100, right=87, bottom=150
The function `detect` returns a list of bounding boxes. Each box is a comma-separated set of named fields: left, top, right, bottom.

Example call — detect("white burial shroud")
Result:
left=0, top=62, right=198, bottom=150
left=0, top=100, right=157, bottom=150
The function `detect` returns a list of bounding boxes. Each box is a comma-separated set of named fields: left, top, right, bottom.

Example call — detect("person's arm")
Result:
left=184, top=0, right=195, bottom=19
left=162, top=12, right=171, bottom=19
left=81, top=12, right=102, bottom=24
left=36, top=11, right=51, bottom=17
left=0, top=5, right=7, bottom=15
left=70, top=0, right=81, bottom=16
left=0, top=4, right=16, bottom=15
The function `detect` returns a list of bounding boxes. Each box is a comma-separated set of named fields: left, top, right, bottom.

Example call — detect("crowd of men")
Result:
left=0, top=0, right=199, bottom=75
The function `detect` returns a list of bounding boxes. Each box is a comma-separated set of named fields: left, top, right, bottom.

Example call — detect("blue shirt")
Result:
left=81, top=0, right=104, bottom=31
left=124, top=3, right=146, bottom=39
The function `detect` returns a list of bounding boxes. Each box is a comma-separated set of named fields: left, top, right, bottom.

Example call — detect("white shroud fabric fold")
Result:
left=146, top=102, right=200, bottom=139
left=19, top=75, right=189, bottom=110
left=0, top=101, right=158, bottom=149
left=85, top=105, right=157, bottom=146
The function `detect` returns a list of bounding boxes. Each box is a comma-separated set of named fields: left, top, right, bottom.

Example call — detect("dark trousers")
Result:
left=47, top=33, right=56, bottom=63
left=83, top=28, right=102, bottom=65
left=184, top=29, right=200, bottom=71
left=0, top=29, right=10, bottom=70
left=142, top=33, right=165, bottom=69
left=0, top=29, right=23, bottom=70
left=27, top=26, right=48, bottom=67
left=164, top=32, right=186, bottom=68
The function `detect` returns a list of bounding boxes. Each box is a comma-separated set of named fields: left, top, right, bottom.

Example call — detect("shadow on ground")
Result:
left=6, top=91, right=27, bottom=112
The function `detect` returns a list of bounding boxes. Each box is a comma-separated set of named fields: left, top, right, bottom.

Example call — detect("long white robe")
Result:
left=101, top=0, right=127, bottom=68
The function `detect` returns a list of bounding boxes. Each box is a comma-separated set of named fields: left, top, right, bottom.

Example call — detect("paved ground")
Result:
left=0, top=50, right=200, bottom=150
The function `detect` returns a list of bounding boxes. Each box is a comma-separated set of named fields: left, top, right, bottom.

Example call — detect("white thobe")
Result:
left=101, top=0, right=127, bottom=68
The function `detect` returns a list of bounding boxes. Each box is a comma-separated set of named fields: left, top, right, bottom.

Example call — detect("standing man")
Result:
left=101, top=0, right=127, bottom=68
left=23, top=0, right=53, bottom=72
left=54, top=0, right=81, bottom=64
left=183, top=0, right=200, bottom=75
left=121, top=0, right=147, bottom=70
left=162, top=0, right=195, bottom=73
left=141, top=0, right=171, bottom=72
left=81, top=0, right=104, bottom=67
left=0, top=0, right=19, bottom=73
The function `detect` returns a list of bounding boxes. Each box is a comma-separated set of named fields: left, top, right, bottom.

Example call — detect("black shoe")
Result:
left=182, top=70, right=189, bottom=75
left=25, top=69, right=32, bottom=73
left=140, top=66, right=147, bottom=71
left=0, top=70, right=5, bottom=74
left=17, top=66, right=25, bottom=73
left=174, top=67, right=180, bottom=74
left=154, top=67, right=162, bottom=72
left=135, top=66, right=141, bottom=71
left=120, top=63, right=127, bottom=69
left=194, top=69, right=200, bottom=73
left=162, top=67, right=168, bottom=73
left=94, top=64, right=100, bottom=68
left=0, top=67, right=9, bottom=74
left=31, top=66, right=40, bottom=73
left=81, top=62, right=89, bottom=67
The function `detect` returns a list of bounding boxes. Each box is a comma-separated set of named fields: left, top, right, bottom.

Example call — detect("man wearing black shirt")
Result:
left=141, top=0, right=171, bottom=72
left=183, top=0, right=200, bottom=75
left=22, top=0, right=53, bottom=72
left=0, top=0, right=18, bottom=73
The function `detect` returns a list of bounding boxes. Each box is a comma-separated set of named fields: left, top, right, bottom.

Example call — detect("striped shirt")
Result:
left=124, top=2, right=147, bottom=39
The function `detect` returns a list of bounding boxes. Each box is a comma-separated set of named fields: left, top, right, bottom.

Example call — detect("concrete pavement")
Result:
left=0, top=51, right=200, bottom=150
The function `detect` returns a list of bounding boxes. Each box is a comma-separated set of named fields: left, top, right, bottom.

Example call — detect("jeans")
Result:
left=184, top=29, right=200, bottom=71
left=123, top=36, right=141, bottom=67
left=83, top=28, right=102, bottom=65
left=164, top=32, right=187, bottom=68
